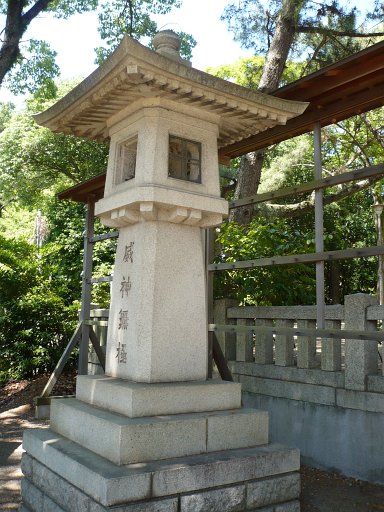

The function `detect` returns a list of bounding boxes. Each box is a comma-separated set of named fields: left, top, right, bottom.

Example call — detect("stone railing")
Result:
left=214, top=293, right=384, bottom=394
left=214, top=294, right=384, bottom=483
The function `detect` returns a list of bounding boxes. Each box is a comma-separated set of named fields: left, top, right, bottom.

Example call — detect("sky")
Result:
left=0, top=0, right=378, bottom=106
left=0, top=0, right=253, bottom=106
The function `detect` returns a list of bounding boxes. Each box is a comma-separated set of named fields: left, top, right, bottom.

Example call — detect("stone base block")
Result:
left=50, top=398, right=269, bottom=465
left=21, top=428, right=300, bottom=511
left=76, top=375, right=242, bottom=417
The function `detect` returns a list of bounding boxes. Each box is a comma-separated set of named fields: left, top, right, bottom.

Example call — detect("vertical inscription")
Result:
left=116, top=342, right=127, bottom=364
left=116, top=241, right=134, bottom=365
left=123, top=242, right=134, bottom=263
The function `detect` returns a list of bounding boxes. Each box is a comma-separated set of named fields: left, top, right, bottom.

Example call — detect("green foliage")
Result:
left=0, top=235, right=78, bottom=382
left=0, top=103, right=108, bottom=208
left=95, top=1, right=195, bottom=63
left=0, top=102, right=15, bottom=132
left=4, top=40, right=59, bottom=100
left=43, top=197, right=116, bottom=307
left=221, top=0, right=381, bottom=72
left=206, top=56, right=303, bottom=90
left=215, top=219, right=316, bottom=305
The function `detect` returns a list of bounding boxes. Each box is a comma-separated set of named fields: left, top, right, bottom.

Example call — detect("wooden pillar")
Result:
left=205, top=227, right=215, bottom=378
left=314, top=123, right=325, bottom=329
left=78, top=197, right=95, bottom=375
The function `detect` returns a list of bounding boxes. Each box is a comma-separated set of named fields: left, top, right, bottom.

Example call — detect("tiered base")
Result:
left=21, top=376, right=301, bottom=511
left=21, top=428, right=300, bottom=512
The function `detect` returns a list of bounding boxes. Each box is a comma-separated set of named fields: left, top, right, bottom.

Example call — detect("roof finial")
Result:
left=153, top=30, right=191, bottom=66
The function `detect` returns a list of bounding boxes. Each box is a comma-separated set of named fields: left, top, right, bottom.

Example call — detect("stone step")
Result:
left=50, top=398, right=268, bottom=465
left=76, top=375, right=242, bottom=417
left=22, top=428, right=300, bottom=508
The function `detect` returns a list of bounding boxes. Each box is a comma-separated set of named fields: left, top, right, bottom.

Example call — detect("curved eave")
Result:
left=34, top=35, right=308, bottom=147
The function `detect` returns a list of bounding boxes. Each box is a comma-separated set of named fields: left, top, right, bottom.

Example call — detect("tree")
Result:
left=0, top=1, right=193, bottom=97
left=0, top=234, right=78, bottom=381
left=221, top=0, right=384, bottom=223
left=0, top=83, right=109, bottom=208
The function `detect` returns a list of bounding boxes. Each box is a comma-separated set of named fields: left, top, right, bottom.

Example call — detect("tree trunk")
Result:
left=328, top=261, right=341, bottom=304
left=231, top=0, right=305, bottom=224
left=0, top=0, right=52, bottom=86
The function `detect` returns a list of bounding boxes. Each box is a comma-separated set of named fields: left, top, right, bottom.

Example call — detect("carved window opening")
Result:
left=116, top=137, right=137, bottom=184
left=168, top=135, right=201, bottom=183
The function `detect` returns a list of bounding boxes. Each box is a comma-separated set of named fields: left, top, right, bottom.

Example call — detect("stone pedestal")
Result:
left=21, top=427, right=300, bottom=512
left=21, top=375, right=300, bottom=512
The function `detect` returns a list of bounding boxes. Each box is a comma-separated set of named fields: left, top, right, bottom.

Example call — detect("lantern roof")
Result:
left=34, top=33, right=308, bottom=149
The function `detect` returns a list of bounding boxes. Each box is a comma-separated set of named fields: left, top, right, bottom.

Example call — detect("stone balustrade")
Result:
left=214, top=294, right=384, bottom=484
left=214, top=293, right=384, bottom=393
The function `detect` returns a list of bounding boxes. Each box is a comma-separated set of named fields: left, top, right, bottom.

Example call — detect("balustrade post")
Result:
left=321, top=320, right=342, bottom=372
left=344, top=293, right=378, bottom=390
left=275, top=319, right=295, bottom=366
left=297, top=319, right=317, bottom=368
left=254, top=319, right=274, bottom=364
left=236, top=318, right=254, bottom=362
left=213, top=299, right=238, bottom=361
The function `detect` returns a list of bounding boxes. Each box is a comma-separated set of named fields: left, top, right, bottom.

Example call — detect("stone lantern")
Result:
left=21, top=31, right=307, bottom=511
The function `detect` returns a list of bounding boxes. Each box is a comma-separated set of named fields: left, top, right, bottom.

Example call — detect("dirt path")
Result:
left=0, top=404, right=47, bottom=511
left=1, top=376, right=384, bottom=511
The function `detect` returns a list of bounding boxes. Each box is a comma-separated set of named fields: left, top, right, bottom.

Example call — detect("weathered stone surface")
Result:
left=344, top=293, right=378, bottom=391
left=152, top=445, right=300, bottom=496
left=21, top=478, right=43, bottom=511
left=296, top=320, right=316, bottom=369
left=367, top=375, right=384, bottom=394
left=104, top=221, right=209, bottom=383
left=247, top=473, right=300, bottom=508
left=275, top=500, right=301, bottom=512
left=21, top=478, right=67, bottom=512
left=23, top=429, right=300, bottom=506
left=50, top=398, right=207, bottom=465
left=19, top=506, right=32, bottom=512
left=180, top=485, right=245, bottom=512
left=275, top=319, right=295, bottom=367
left=31, top=455, right=90, bottom=512
left=22, top=457, right=299, bottom=512
left=336, top=388, right=384, bottom=413
left=214, top=298, right=238, bottom=361
left=229, top=361, right=344, bottom=388
left=227, top=304, right=344, bottom=321
left=254, top=319, right=274, bottom=364
left=321, top=320, right=342, bottom=372
left=207, top=409, right=268, bottom=451
left=76, top=375, right=242, bottom=417
left=238, top=375, right=336, bottom=406
left=236, top=318, right=254, bottom=362
left=22, top=431, right=152, bottom=506
left=89, top=498, right=179, bottom=512
left=50, top=398, right=268, bottom=465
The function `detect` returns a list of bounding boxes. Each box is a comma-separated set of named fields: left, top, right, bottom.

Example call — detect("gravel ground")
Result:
left=1, top=374, right=384, bottom=512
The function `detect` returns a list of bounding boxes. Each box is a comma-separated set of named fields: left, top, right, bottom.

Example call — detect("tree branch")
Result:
left=262, top=176, right=381, bottom=219
left=0, top=0, right=54, bottom=86
left=297, top=25, right=384, bottom=37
